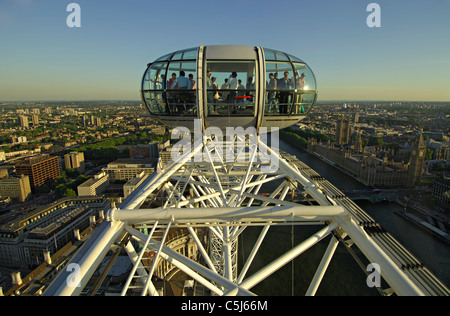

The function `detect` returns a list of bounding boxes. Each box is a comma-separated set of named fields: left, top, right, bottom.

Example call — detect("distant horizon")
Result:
left=1, top=1, right=449, bottom=103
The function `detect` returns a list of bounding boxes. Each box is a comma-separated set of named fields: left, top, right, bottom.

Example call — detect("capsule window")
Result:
left=154, top=53, right=173, bottom=62
left=205, top=60, right=257, bottom=117
left=265, top=62, right=295, bottom=115
left=144, top=62, right=167, bottom=90
left=263, top=48, right=289, bottom=62
left=166, top=61, right=197, bottom=116
left=292, top=63, right=317, bottom=115
left=142, top=62, right=169, bottom=115
left=293, top=63, right=316, bottom=91
left=171, top=47, right=198, bottom=61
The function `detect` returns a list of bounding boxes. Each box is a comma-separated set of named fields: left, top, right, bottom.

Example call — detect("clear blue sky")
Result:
left=1, top=0, right=449, bottom=102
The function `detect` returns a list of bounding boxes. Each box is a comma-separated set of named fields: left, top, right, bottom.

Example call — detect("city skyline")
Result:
left=1, top=0, right=450, bottom=102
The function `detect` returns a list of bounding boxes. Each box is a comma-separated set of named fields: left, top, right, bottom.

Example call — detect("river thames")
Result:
left=238, top=139, right=450, bottom=296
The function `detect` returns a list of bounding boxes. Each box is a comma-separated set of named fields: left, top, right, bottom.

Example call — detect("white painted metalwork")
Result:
left=41, top=45, right=449, bottom=297
left=306, top=236, right=339, bottom=296
left=44, top=133, right=448, bottom=296
left=121, top=221, right=159, bottom=296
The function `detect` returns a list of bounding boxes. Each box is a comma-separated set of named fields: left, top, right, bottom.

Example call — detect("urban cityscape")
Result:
left=0, top=99, right=449, bottom=296
left=1, top=0, right=449, bottom=300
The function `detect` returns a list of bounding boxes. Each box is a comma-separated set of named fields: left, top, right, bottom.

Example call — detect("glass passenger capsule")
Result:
left=141, top=45, right=318, bottom=132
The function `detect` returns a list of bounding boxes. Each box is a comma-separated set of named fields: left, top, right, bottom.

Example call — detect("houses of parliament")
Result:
left=307, top=115, right=427, bottom=188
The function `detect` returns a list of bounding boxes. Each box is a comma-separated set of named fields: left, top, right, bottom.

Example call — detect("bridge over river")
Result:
left=341, top=189, right=398, bottom=203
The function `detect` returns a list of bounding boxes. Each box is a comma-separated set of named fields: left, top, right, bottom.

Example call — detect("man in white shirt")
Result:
left=170, top=71, right=192, bottom=113
left=228, top=72, right=238, bottom=89
left=228, top=72, right=238, bottom=103
left=170, top=71, right=191, bottom=90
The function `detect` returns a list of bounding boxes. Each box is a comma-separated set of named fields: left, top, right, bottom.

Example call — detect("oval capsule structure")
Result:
left=141, top=45, right=318, bottom=132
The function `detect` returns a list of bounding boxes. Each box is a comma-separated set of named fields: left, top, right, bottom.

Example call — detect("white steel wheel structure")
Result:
left=43, top=46, right=449, bottom=297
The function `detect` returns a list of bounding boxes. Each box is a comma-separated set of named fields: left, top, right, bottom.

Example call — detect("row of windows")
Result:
left=152, top=47, right=304, bottom=63
left=143, top=61, right=314, bottom=92
left=142, top=58, right=316, bottom=117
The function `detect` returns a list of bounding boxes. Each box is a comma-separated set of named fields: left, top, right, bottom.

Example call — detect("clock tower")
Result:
left=406, top=131, right=426, bottom=187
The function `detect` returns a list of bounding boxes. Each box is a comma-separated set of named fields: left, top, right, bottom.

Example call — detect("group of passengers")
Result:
left=266, top=71, right=306, bottom=114
left=164, top=70, right=307, bottom=115
left=163, top=71, right=196, bottom=113
left=207, top=71, right=255, bottom=103
left=205, top=71, right=256, bottom=115
left=168, top=71, right=196, bottom=90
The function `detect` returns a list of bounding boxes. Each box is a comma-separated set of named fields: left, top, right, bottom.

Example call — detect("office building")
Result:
left=81, top=115, right=89, bottom=127
left=0, top=175, right=31, bottom=202
left=129, top=142, right=159, bottom=159
left=159, top=146, right=173, bottom=166
left=0, top=197, right=109, bottom=269
left=0, top=167, right=9, bottom=179
left=15, top=154, right=61, bottom=191
left=64, top=152, right=85, bottom=173
left=95, top=116, right=102, bottom=127
left=77, top=172, right=109, bottom=196
left=19, top=115, right=29, bottom=129
left=103, top=159, right=155, bottom=181
left=123, top=172, right=149, bottom=198
left=11, top=136, right=28, bottom=144
left=31, top=114, right=39, bottom=126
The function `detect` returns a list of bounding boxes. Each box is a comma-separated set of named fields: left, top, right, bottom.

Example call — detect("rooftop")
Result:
left=16, top=154, right=55, bottom=166
left=0, top=196, right=107, bottom=233
left=107, top=158, right=156, bottom=168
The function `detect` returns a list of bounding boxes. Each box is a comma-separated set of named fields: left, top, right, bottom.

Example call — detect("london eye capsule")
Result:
left=141, top=45, right=318, bottom=132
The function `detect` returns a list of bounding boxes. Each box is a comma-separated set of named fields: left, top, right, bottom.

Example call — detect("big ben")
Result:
left=406, top=131, right=426, bottom=187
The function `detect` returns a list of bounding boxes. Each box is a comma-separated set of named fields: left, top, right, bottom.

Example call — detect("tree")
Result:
left=425, top=148, right=433, bottom=161
left=63, top=189, right=77, bottom=197
left=368, top=136, right=383, bottom=147
left=65, top=168, right=80, bottom=178
left=55, top=174, right=67, bottom=185
left=55, top=184, right=67, bottom=198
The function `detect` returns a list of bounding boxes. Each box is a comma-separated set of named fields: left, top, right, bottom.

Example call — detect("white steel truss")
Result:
left=43, top=134, right=449, bottom=296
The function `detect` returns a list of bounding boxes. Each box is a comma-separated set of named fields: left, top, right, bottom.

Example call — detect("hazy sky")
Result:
left=0, top=0, right=449, bottom=102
